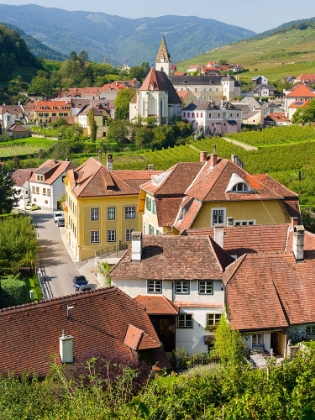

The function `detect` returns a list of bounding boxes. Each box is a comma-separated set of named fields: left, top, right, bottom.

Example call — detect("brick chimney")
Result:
left=200, top=151, right=207, bottom=162
left=131, top=231, right=142, bottom=262
left=209, top=153, right=218, bottom=168
left=293, top=225, right=305, bottom=262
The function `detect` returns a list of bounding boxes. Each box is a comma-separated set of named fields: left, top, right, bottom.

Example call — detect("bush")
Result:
left=0, top=275, right=27, bottom=307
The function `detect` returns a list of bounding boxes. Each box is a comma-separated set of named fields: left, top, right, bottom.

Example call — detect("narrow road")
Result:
left=31, top=212, right=80, bottom=298
left=222, top=137, right=258, bottom=151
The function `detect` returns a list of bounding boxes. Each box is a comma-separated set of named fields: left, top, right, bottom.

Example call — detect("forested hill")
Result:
left=1, top=23, right=67, bottom=62
left=0, top=24, right=41, bottom=82
left=0, top=4, right=256, bottom=65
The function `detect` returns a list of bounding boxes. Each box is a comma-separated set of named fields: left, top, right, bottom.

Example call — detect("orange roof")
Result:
left=288, top=99, right=311, bottom=108
left=295, top=74, right=315, bottom=82
left=34, top=100, right=71, bottom=112
left=286, top=84, right=315, bottom=98
left=29, top=160, right=76, bottom=186
left=135, top=295, right=178, bottom=315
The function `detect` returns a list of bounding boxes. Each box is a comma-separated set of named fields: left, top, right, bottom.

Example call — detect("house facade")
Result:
left=138, top=152, right=301, bottom=236
left=34, top=100, right=72, bottom=124
left=28, top=159, right=76, bottom=211
left=0, top=104, right=26, bottom=130
left=182, top=98, right=242, bottom=136
left=64, top=157, right=161, bottom=261
left=110, top=233, right=232, bottom=354
left=11, top=169, right=34, bottom=209
left=284, top=84, right=315, bottom=118
left=170, top=75, right=242, bottom=102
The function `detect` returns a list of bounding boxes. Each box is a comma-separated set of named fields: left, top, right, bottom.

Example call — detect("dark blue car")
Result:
left=73, top=275, right=88, bottom=291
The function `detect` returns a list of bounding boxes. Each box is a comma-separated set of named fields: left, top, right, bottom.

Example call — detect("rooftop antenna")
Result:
left=67, top=305, right=74, bottom=321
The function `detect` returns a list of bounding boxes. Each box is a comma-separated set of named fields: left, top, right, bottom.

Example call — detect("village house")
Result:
left=170, top=74, right=241, bottom=102
left=252, top=84, right=275, bottom=99
left=0, top=287, right=170, bottom=377
left=34, top=100, right=72, bottom=124
left=63, top=155, right=162, bottom=261
left=182, top=98, right=242, bottom=136
left=75, top=102, right=111, bottom=137
left=0, top=104, right=26, bottom=130
left=11, top=168, right=34, bottom=209
left=29, top=159, right=76, bottom=211
left=284, top=84, right=315, bottom=119
left=138, top=151, right=300, bottom=236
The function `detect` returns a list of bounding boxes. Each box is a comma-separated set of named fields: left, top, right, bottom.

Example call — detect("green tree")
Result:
left=212, top=310, right=245, bottom=370
left=88, top=109, right=97, bottom=141
left=115, top=88, right=136, bottom=120
left=0, top=167, right=20, bottom=214
left=107, top=120, right=130, bottom=144
left=29, top=73, right=55, bottom=97
left=292, top=99, right=315, bottom=124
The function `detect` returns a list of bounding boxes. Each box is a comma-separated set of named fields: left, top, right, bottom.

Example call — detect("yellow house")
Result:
left=64, top=157, right=160, bottom=261
left=138, top=151, right=301, bottom=235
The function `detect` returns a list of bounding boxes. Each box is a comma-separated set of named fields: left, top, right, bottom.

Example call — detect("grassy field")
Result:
left=176, top=26, right=315, bottom=84
left=0, top=137, right=55, bottom=158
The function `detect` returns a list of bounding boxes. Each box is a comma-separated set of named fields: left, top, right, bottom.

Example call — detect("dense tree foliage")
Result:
left=0, top=167, right=20, bottom=214
left=292, top=99, right=315, bottom=124
left=115, top=88, right=136, bottom=120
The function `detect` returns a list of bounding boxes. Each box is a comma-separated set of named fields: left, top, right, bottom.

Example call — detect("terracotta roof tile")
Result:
left=11, top=169, right=34, bottom=187
left=135, top=295, right=179, bottom=315
left=156, top=197, right=183, bottom=226
left=0, top=287, right=168, bottom=376
left=286, top=84, right=315, bottom=98
left=29, top=160, right=76, bottom=186
left=113, top=170, right=163, bottom=192
left=140, top=68, right=182, bottom=105
left=109, top=235, right=234, bottom=281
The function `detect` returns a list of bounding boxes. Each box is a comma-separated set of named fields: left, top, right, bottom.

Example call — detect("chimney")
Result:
left=209, top=153, right=218, bottom=168
left=200, top=151, right=207, bottom=162
left=131, top=231, right=142, bottom=261
left=292, top=225, right=305, bottom=262
left=98, top=150, right=102, bottom=163
left=107, top=153, right=113, bottom=171
left=214, top=223, right=224, bottom=248
left=59, top=330, right=74, bottom=363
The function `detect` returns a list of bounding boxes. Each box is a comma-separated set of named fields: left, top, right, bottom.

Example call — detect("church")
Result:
left=129, top=36, right=182, bottom=125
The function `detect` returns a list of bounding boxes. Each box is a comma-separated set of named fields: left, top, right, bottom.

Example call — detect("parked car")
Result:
left=54, top=212, right=64, bottom=223
left=57, top=218, right=65, bottom=227
left=78, top=284, right=96, bottom=293
left=73, top=275, right=88, bottom=291
left=25, top=202, right=39, bottom=211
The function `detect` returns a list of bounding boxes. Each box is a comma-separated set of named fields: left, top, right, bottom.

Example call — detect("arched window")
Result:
left=232, top=183, right=250, bottom=192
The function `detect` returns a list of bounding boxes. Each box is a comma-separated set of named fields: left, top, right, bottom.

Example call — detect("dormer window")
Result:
left=232, top=183, right=250, bottom=192
left=225, top=173, right=254, bottom=194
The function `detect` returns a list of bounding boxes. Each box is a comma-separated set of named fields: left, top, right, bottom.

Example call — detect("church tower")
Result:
left=155, top=36, right=171, bottom=77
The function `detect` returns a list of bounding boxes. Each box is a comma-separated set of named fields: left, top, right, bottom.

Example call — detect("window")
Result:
left=306, top=325, right=315, bottom=335
left=156, top=229, right=162, bottom=235
left=209, top=113, right=212, bottom=118
left=200, top=113, right=203, bottom=117
left=108, top=207, right=115, bottom=220
left=43, top=188, right=46, bottom=195
left=125, top=206, right=136, bottom=219
left=232, top=183, right=249, bottom=192
left=237, top=113, right=240, bottom=117
left=183, top=112, right=186, bottom=117
left=36, top=187, right=39, bottom=194
left=218, top=113, right=221, bottom=117
left=91, top=208, right=99, bottom=221
left=211, top=208, right=225, bottom=226
left=146, top=197, right=151, bottom=211
left=91, top=231, right=99, bottom=243
left=196, top=113, right=199, bottom=117
left=32, top=186, right=35, bottom=193
left=234, top=220, right=255, bottom=226
left=187, top=112, right=190, bottom=118
left=37, top=175, right=44, bottom=182
left=199, top=280, right=213, bottom=295
left=152, top=199, right=156, bottom=214
left=178, top=314, right=192, bottom=328
left=107, top=230, right=116, bottom=242
left=207, top=313, right=221, bottom=326
left=192, top=113, right=195, bottom=118
left=252, top=333, right=264, bottom=347
left=147, top=280, right=162, bottom=294
left=47, top=189, right=50, bottom=196
left=175, top=280, right=190, bottom=294
left=126, top=228, right=134, bottom=241
left=149, top=224, right=154, bottom=234
left=223, top=123, right=226, bottom=126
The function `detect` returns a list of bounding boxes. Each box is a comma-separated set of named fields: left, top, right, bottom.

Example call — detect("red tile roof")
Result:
left=34, top=100, right=71, bottom=112
left=69, top=158, right=138, bottom=198
left=11, top=169, right=34, bottom=187
left=109, top=235, right=234, bottom=281
left=286, top=84, right=315, bottom=98
left=139, top=68, right=182, bottom=105
left=0, top=287, right=169, bottom=376
left=113, top=170, right=163, bottom=192
left=29, top=160, right=76, bottom=186
left=135, top=295, right=179, bottom=315
left=288, top=100, right=311, bottom=109
left=156, top=197, right=183, bottom=226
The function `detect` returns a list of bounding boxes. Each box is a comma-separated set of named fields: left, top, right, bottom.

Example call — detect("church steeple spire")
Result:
left=155, top=36, right=171, bottom=77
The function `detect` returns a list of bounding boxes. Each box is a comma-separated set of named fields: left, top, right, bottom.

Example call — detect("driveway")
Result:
left=31, top=211, right=82, bottom=298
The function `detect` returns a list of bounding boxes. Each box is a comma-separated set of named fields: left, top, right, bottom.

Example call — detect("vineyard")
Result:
left=0, top=138, right=55, bottom=158
left=225, top=126, right=315, bottom=147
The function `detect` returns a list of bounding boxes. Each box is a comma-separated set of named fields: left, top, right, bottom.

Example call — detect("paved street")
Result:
left=32, top=211, right=80, bottom=297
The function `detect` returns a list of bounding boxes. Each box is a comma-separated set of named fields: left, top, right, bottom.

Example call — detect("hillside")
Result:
left=0, top=4, right=255, bottom=66
left=177, top=19, right=315, bottom=83
left=0, top=24, right=41, bottom=83
left=1, top=23, right=67, bottom=62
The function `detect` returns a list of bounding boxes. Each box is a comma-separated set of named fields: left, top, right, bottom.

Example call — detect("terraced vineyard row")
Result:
left=0, top=138, right=55, bottom=158
left=225, top=126, right=315, bottom=147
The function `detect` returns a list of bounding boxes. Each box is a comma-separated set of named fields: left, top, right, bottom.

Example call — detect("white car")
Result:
left=54, top=212, right=64, bottom=223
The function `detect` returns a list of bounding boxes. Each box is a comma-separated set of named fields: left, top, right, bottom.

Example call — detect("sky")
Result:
left=5, top=0, right=315, bottom=33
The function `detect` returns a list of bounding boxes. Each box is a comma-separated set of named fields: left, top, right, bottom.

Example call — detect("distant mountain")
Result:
left=0, top=24, right=41, bottom=82
left=0, top=4, right=256, bottom=66
left=1, top=22, right=67, bottom=61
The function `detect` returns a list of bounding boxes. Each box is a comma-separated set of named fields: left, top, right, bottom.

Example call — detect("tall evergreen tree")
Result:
left=88, top=109, right=97, bottom=141
left=0, top=166, right=20, bottom=214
